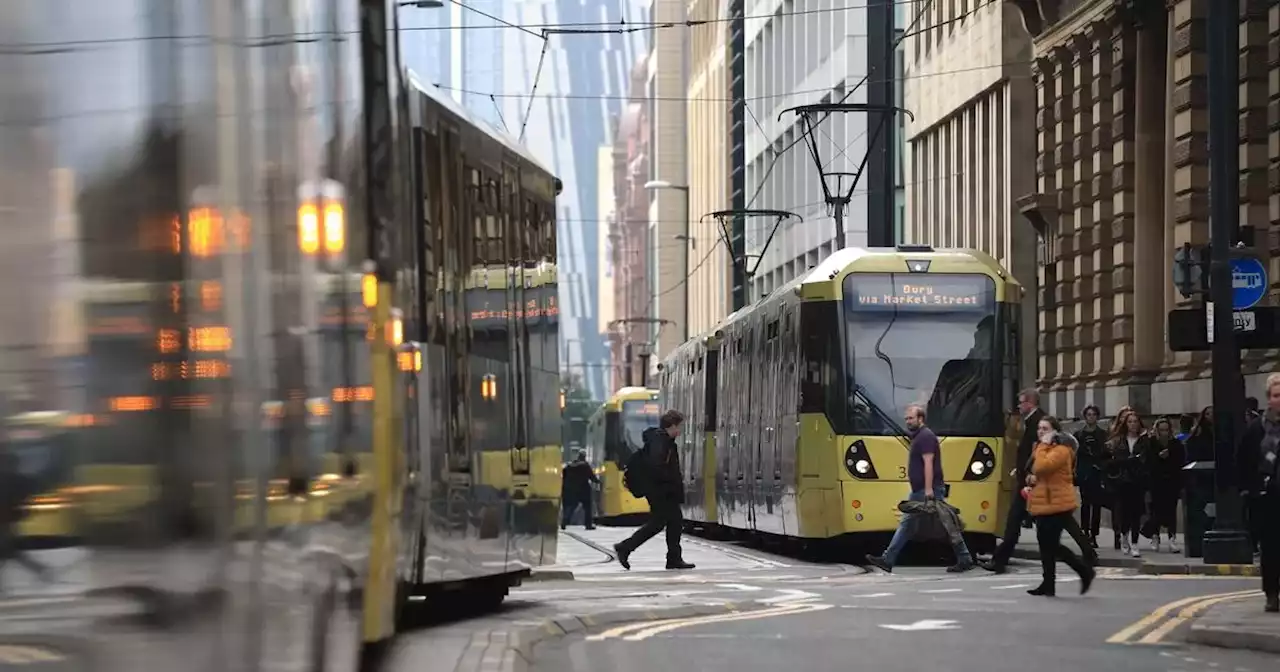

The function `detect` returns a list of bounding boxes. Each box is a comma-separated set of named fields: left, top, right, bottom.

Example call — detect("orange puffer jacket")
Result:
left=1027, top=438, right=1079, bottom=516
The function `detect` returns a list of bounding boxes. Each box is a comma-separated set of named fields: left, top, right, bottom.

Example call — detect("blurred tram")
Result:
left=585, top=387, right=660, bottom=523
left=0, top=1, right=560, bottom=669
left=659, top=246, right=1024, bottom=554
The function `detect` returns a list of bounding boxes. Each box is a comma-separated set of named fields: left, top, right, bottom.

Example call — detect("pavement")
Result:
left=1010, top=523, right=1263, bottom=576
left=1186, top=594, right=1280, bottom=655
left=385, top=525, right=1279, bottom=671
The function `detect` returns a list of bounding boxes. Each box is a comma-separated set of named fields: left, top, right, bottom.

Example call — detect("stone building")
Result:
left=1010, top=0, right=1280, bottom=418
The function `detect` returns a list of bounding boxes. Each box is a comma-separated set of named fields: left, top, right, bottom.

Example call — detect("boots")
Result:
left=1265, top=595, right=1278, bottom=613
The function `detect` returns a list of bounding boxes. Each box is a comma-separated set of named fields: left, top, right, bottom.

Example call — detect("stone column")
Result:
left=1051, top=45, right=1076, bottom=384
left=1034, top=55, right=1060, bottom=384
left=1088, top=18, right=1116, bottom=385
left=1170, top=0, right=1211, bottom=375
left=1110, top=16, right=1138, bottom=383
left=1070, top=31, right=1098, bottom=385
left=1239, top=0, right=1275, bottom=368
left=1133, top=5, right=1169, bottom=378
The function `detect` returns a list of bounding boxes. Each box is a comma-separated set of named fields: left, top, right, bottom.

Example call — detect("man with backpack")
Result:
left=613, top=409, right=694, bottom=570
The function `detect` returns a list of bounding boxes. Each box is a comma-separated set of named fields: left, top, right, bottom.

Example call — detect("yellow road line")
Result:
left=1106, top=590, right=1257, bottom=645
left=1135, top=592, right=1253, bottom=645
left=584, top=602, right=823, bottom=642
left=622, top=603, right=833, bottom=641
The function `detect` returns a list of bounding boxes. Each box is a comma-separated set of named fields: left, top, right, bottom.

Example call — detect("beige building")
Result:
left=1011, top=0, right=1280, bottom=417
left=684, top=0, right=732, bottom=338
left=902, top=1, right=1039, bottom=390
left=646, top=0, right=691, bottom=363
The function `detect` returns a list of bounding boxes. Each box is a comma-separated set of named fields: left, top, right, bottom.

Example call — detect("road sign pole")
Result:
left=1202, top=0, right=1253, bottom=565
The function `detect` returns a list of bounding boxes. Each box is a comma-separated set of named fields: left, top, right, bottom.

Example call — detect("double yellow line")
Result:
left=1107, top=589, right=1257, bottom=645
left=585, top=601, right=833, bottom=642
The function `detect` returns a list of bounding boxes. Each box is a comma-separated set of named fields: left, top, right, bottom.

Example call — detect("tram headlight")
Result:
left=843, top=440, right=878, bottom=480
left=963, top=441, right=996, bottom=481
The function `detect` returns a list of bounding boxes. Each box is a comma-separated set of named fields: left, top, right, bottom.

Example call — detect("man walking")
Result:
left=866, top=405, right=975, bottom=573
left=561, top=450, right=598, bottom=530
left=614, top=410, right=694, bottom=570
left=982, top=389, right=1096, bottom=573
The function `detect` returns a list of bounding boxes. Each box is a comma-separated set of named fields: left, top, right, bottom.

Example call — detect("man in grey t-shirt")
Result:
left=866, top=404, right=975, bottom=573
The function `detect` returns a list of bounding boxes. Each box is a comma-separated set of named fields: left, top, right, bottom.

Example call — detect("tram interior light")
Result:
left=362, top=273, right=377, bottom=308
left=481, top=374, right=498, bottom=400
left=386, top=309, right=404, bottom=347
left=298, top=203, right=320, bottom=255
left=323, top=202, right=345, bottom=254
left=559, top=389, right=566, bottom=411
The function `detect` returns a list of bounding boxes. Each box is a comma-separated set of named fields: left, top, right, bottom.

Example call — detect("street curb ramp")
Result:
left=1011, top=547, right=1142, bottom=569
left=1187, top=621, right=1280, bottom=655
left=1138, top=562, right=1260, bottom=577
left=454, top=601, right=753, bottom=672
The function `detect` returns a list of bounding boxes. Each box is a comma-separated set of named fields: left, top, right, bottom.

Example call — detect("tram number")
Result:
left=898, top=466, right=907, bottom=479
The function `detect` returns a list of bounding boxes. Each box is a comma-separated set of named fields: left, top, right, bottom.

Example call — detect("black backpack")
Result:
left=622, top=445, right=652, bottom=498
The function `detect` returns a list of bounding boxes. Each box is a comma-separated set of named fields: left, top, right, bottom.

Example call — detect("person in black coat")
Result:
left=560, top=450, right=599, bottom=530
left=613, top=410, right=694, bottom=571
left=1073, top=405, right=1109, bottom=549
left=1237, top=375, right=1280, bottom=613
left=1105, top=410, right=1150, bottom=557
left=982, top=389, right=1043, bottom=572
left=1143, top=418, right=1186, bottom=552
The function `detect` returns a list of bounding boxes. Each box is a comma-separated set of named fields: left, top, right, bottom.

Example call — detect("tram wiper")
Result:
left=852, top=384, right=912, bottom=449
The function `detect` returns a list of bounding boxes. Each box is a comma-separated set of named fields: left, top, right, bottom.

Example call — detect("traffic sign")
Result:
left=1169, top=307, right=1280, bottom=352
left=1230, top=256, right=1267, bottom=309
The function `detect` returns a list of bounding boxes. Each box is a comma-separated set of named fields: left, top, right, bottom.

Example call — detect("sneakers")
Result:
left=1167, top=536, right=1181, bottom=553
left=865, top=555, right=893, bottom=573
left=1148, top=536, right=1160, bottom=552
left=946, top=560, right=975, bottom=573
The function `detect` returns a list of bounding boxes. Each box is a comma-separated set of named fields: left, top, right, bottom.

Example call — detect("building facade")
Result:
left=902, top=1, right=1039, bottom=387
left=647, top=0, right=691, bottom=363
left=685, top=0, right=733, bottom=337
left=608, top=56, right=654, bottom=391
left=739, top=0, right=897, bottom=302
left=1011, top=0, right=1280, bottom=418
left=502, top=0, right=650, bottom=400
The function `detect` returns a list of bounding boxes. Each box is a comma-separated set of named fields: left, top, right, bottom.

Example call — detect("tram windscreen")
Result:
left=842, top=273, right=998, bottom=437
left=620, top=400, right=661, bottom=452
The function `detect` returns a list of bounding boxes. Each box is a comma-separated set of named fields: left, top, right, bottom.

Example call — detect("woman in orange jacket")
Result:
left=1024, top=415, right=1097, bottom=597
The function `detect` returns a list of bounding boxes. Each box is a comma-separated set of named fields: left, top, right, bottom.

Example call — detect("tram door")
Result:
left=757, top=313, right=782, bottom=534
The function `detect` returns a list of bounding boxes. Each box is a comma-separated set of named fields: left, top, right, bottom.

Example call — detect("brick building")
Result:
left=1011, top=0, right=1280, bottom=418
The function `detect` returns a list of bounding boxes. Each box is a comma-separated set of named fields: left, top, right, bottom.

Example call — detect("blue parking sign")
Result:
left=1231, top=256, right=1268, bottom=310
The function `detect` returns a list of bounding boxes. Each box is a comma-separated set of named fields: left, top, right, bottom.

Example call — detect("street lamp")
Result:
left=644, top=180, right=691, bottom=342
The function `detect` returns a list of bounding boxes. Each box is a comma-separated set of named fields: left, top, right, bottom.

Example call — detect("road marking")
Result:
left=584, top=603, right=830, bottom=642
left=0, top=645, right=64, bottom=664
left=1106, top=589, right=1258, bottom=645
left=848, top=592, right=895, bottom=598
left=1136, top=593, right=1254, bottom=645
left=919, top=588, right=962, bottom=594
left=879, top=619, right=960, bottom=632
left=715, top=583, right=763, bottom=592
left=989, top=584, right=1031, bottom=590
left=620, top=603, right=832, bottom=641
left=757, top=589, right=821, bottom=604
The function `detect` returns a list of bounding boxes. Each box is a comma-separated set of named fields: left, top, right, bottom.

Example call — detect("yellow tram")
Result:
left=659, top=246, right=1024, bottom=553
left=585, top=387, right=661, bottom=523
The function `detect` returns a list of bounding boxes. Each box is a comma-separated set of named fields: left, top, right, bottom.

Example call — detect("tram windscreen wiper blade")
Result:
left=852, top=384, right=912, bottom=449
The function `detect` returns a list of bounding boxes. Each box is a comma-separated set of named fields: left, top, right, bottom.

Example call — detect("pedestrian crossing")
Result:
left=550, top=527, right=796, bottom=575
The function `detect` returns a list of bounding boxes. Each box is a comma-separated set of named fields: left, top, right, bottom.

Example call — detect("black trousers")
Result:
left=1036, top=513, right=1091, bottom=587
left=990, top=494, right=1097, bottom=567
left=1260, top=489, right=1279, bottom=599
left=618, top=497, right=683, bottom=561
left=1114, top=493, right=1144, bottom=544
left=1079, top=488, right=1104, bottom=538
left=561, top=494, right=594, bottom=528
left=1148, top=488, right=1179, bottom=537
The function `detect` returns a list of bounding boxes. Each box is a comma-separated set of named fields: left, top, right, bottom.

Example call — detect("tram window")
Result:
left=766, top=320, right=779, bottom=340
left=799, top=301, right=837, bottom=417
left=704, top=350, right=719, bottom=432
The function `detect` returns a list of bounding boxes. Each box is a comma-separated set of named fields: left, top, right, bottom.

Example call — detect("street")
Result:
left=509, top=529, right=1277, bottom=672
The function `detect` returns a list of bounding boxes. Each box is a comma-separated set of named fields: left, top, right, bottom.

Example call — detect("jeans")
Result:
left=882, top=487, right=973, bottom=567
